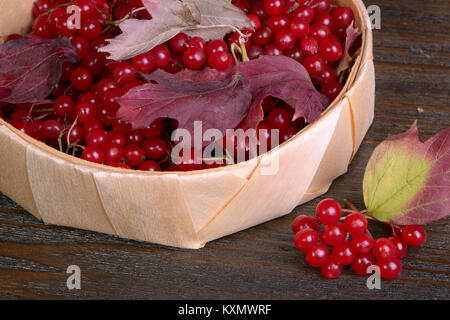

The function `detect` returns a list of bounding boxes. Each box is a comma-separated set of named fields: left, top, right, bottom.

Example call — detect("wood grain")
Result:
left=0, top=0, right=449, bottom=299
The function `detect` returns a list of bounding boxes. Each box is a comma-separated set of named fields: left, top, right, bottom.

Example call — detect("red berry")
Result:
left=142, top=137, right=167, bottom=160
left=42, top=120, right=62, bottom=140
left=6, top=34, right=23, bottom=42
left=300, top=37, right=319, bottom=55
left=142, top=121, right=164, bottom=139
left=74, top=101, right=97, bottom=123
left=332, top=241, right=355, bottom=265
left=376, top=257, right=402, bottom=280
left=315, top=13, right=333, bottom=29
left=53, top=96, right=73, bottom=117
left=85, top=128, right=108, bottom=146
left=206, top=40, right=228, bottom=57
left=232, top=0, right=250, bottom=12
left=112, top=119, right=132, bottom=134
left=71, top=36, right=90, bottom=59
left=274, top=30, right=295, bottom=50
left=32, top=15, right=55, bottom=39
left=131, top=53, right=154, bottom=73
left=317, top=65, right=337, bottom=85
left=150, top=45, right=171, bottom=68
left=56, top=14, right=77, bottom=37
left=251, top=27, right=273, bottom=47
left=70, top=67, right=93, bottom=91
left=350, top=233, right=374, bottom=255
left=33, top=0, right=52, bottom=16
left=319, top=37, right=343, bottom=62
left=169, top=33, right=189, bottom=55
left=250, top=3, right=269, bottom=21
left=208, top=52, right=233, bottom=71
left=177, top=148, right=205, bottom=171
left=285, top=46, right=305, bottom=63
left=63, top=124, right=84, bottom=145
left=373, top=238, right=397, bottom=260
left=82, top=145, right=104, bottom=164
left=264, top=44, right=283, bottom=56
left=309, top=24, right=330, bottom=42
left=320, top=259, right=342, bottom=279
left=305, top=244, right=329, bottom=267
left=103, top=143, right=123, bottom=165
left=83, top=120, right=102, bottom=133
left=401, top=225, right=427, bottom=247
left=289, top=19, right=309, bottom=39
left=82, top=52, right=106, bottom=76
left=389, top=237, right=408, bottom=259
left=97, top=78, right=119, bottom=100
left=314, top=0, right=330, bottom=15
left=291, top=5, right=314, bottom=24
left=321, top=81, right=343, bottom=100
left=108, top=130, right=126, bottom=147
left=228, top=31, right=252, bottom=50
left=280, top=125, right=297, bottom=143
left=351, top=254, right=375, bottom=276
left=188, top=37, right=207, bottom=50
left=183, top=47, right=206, bottom=70
left=125, top=130, right=143, bottom=146
left=267, top=15, right=290, bottom=32
left=61, top=62, right=76, bottom=82
left=294, top=228, right=319, bottom=251
left=266, top=107, right=291, bottom=130
left=139, top=160, right=161, bottom=172
left=331, top=6, right=354, bottom=29
left=344, top=213, right=368, bottom=235
left=247, top=14, right=262, bottom=30
left=263, top=0, right=285, bottom=16
left=76, top=0, right=96, bottom=17
left=123, top=145, right=145, bottom=167
left=316, top=198, right=341, bottom=225
left=322, top=223, right=347, bottom=246
left=292, top=215, right=320, bottom=233
left=80, top=17, right=102, bottom=40
left=113, top=62, right=137, bottom=85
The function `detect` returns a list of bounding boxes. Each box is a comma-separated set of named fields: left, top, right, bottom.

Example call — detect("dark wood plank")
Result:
left=0, top=0, right=449, bottom=299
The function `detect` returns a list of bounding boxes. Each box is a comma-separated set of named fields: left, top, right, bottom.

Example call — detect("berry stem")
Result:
left=65, top=117, right=78, bottom=153
left=103, top=7, right=147, bottom=25
left=343, top=198, right=358, bottom=211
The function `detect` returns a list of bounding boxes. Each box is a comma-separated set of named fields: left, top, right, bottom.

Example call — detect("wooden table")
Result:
left=0, top=0, right=449, bottom=300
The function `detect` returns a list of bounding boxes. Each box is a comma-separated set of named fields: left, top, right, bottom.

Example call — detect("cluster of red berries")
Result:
left=292, top=198, right=427, bottom=280
left=0, top=0, right=357, bottom=172
left=233, top=0, right=354, bottom=100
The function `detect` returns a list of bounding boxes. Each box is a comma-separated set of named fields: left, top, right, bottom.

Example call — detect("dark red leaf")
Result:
left=238, top=55, right=329, bottom=131
left=117, top=55, right=328, bottom=147
left=0, top=35, right=78, bottom=104
left=117, top=66, right=251, bottom=144
left=336, top=23, right=362, bottom=76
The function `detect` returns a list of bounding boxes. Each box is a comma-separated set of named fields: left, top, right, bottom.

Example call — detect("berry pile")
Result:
left=292, top=198, right=427, bottom=280
left=0, top=0, right=357, bottom=172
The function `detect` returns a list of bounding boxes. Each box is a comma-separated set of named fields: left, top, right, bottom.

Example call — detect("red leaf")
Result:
left=117, top=66, right=251, bottom=144
left=238, top=55, right=329, bottom=131
left=336, top=23, right=362, bottom=76
left=117, top=55, right=328, bottom=148
left=0, top=35, right=78, bottom=104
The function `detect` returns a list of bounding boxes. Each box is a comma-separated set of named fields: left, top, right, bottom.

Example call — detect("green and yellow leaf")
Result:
left=363, top=122, right=450, bottom=225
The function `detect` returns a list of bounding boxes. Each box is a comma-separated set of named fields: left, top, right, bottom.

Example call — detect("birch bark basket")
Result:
left=0, top=0, right=374, bottom=249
